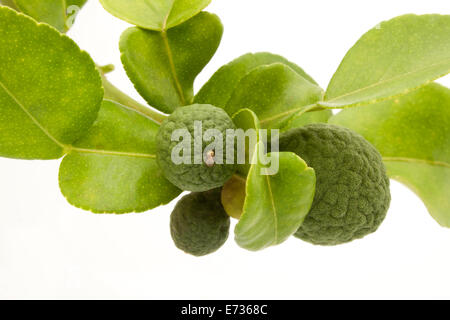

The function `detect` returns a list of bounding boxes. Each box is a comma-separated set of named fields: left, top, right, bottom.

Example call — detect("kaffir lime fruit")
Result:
left=156, top=104, right=236, bottom=192
left=279, top=124, right=391, bottom=245
left=170, top=189, right=230, bottom=256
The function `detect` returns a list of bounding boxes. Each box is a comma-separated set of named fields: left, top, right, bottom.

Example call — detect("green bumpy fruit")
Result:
left=279, top=124, right=391, bottom=245
left=170, top=189, right=230, bottom=256
left=157, top=104, right=236, bottom=192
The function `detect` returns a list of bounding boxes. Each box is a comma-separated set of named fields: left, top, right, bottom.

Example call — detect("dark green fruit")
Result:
left=279, top=123, right=391, bottom=246
left=157, top=104, right=236, bottom=192
left=170, top=189, right=230, bottom=256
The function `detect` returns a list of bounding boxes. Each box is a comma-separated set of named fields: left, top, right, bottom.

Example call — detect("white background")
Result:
left=0, top=0, right=449, bottom=299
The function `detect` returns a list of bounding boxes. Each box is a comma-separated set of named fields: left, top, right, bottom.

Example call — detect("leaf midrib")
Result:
left=161, top=30, right=186, bottom=105
left=71, top=147, right=156, bottom=158
left=383, top=157, right=450, bottom=168
left=62, top=0, right=67, bottom=20
left=157, top=0, right=187, bottom=106
left=0, top=78, right=156, bottom=159
left=323, top=58, right=450, bottom=106
left=160, top=0, right=173, bottom=31
left=264, top=169, right=278, bottom=245
left=259, top=103, right=318, bottom=126
left=61, top=0, right=70, bottom=32
left=0, top=78, right=66, bottom=149
left=146, top=0, right=174, bottom=31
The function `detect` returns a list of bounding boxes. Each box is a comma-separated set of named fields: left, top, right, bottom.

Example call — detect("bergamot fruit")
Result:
left=157, top=104, right=236, bottom=192
left=170, top=189, right=230, bottom=256
left=279, top=123, right=390, bottom=245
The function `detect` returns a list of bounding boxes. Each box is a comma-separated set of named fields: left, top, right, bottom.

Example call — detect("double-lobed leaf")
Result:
left=120, top=12, right=223, bottom=114
left=226, top=63, right=324, bottom=129
left=195, top=52, right=318, bottom=108
left=330, top=83, right=450, bottom=227
left=0, top=6, right=103, bottom=159
left=0, top=6, right=179, bottom=214
left=196, top=52, right=330, bottom=131
left=2, top=0, right=88, bottom=32
left=322, top=14, right=450, bottom=109
left=59, top=100, right=181, bottom=214
left=100, top=0, right=211, bottom=31
left=235, top=142, right=316, bottom=251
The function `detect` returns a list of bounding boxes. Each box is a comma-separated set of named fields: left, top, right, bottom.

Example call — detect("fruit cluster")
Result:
left=0, top=1, right=449, bottom=256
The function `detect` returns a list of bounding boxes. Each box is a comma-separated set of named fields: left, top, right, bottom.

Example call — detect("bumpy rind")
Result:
left=170, top=189, right=230, bottom=256
left=279, top=124, right=391, bottom=245
left=157, top=104, right=236, bottom=192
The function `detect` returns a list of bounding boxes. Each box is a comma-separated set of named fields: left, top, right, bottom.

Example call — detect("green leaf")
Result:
left=0, top=7, right=103, bottom=160
left=235, top=142, right=316, bottom=251
left=100, top=0, right=211, bottom=31
left=220, top=108, right=258, bottom=219
left=59, top=100, right=181, bottom=214
left=281, top=109, right=332, bottom=132
left=322, top=14, right=450, bottom=109
left=330, top=83, right=450, bottom=227
left=232, top=108, right=261, bottom=176
left=221, top=175, right=246, bottom=219
left=226, top=63, right=324, bottom=129
left=120, top=12, right=223, bottom=114
left=195, top=52, right=318, bottom=108
left=13, top=0, right=87, bottom=32
left=0, top=0, right=19, bottom=10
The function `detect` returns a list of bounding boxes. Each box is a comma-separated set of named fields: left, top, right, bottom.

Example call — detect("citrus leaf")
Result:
left=220, top=108, right=258, bottom=219
left=330, top=83, right=450, bottom=227
left=195, top=52, right=318, bottom=108
left=235, top=142, right=316, bottom=251
left=100, top=0, right=211, bottom=31
left=221, top=175, right=246, bottom=219
left=232, top=108, right=261, bottom=176
left=59, top=100, right=181, bottom=214
left=0, top=0, right=19, bottom=10
left=0, top=7, right=103, bottom=160
left=12, top=0, right=87, bottom=32
left=226, top=63, right=323, bottom=129
left=120, top=12, right=222, bottom=114
left=322, top=14, right=450, bottom=109
left=281, top=109, right=332, bottom=132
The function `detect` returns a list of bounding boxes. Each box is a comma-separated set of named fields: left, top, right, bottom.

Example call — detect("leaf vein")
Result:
left=0, top=78, right=66, bottom=149
left=324, top=58, right=450, bottom=105
left=264, top=173, right=278, bottom=244
left=260, top=103, right=318, bottom=125
left=383, top=157, right=450, bottom=168
left=72, top=147, right=156, bottom=159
